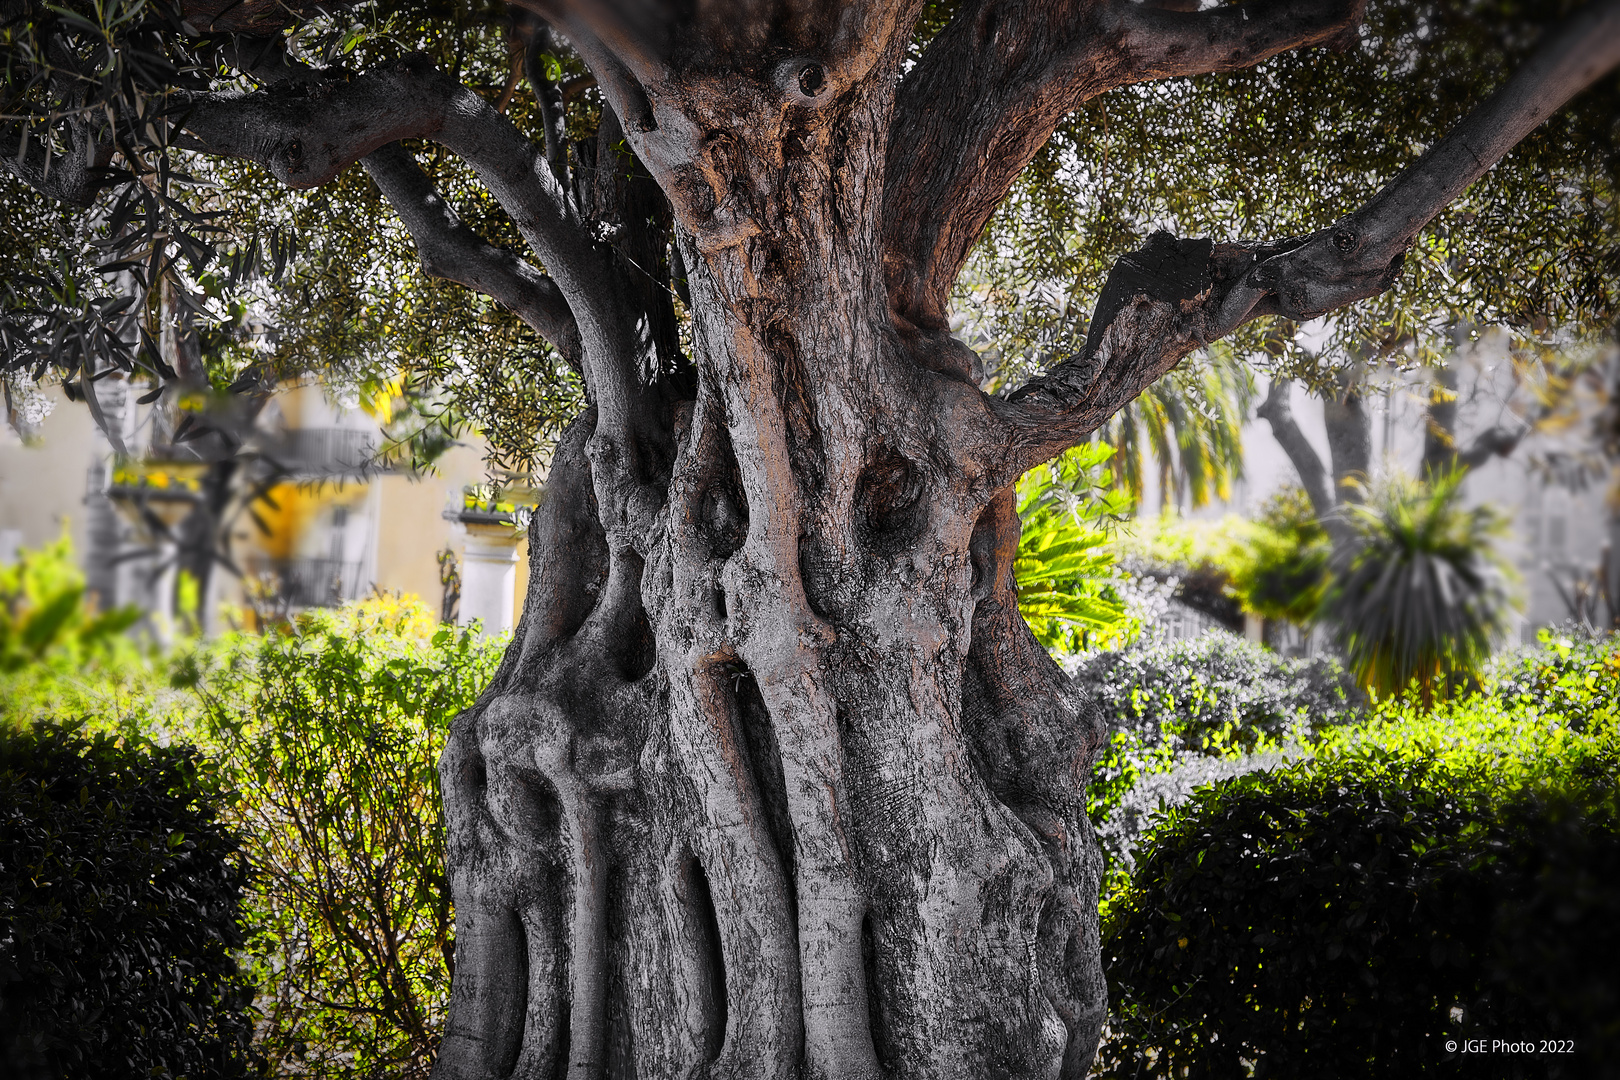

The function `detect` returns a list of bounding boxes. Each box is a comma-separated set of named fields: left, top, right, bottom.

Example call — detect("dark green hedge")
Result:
left=0, top=726, right=261, bottom=1080
left=1098, top=762, right=1619, bottom=1078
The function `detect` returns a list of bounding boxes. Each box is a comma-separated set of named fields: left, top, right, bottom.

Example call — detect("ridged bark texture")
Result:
left=430, top=58, right=1108, bottom=1080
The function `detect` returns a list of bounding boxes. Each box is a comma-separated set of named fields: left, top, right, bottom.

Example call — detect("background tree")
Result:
left=4, top=1, right=1619, bottom=1077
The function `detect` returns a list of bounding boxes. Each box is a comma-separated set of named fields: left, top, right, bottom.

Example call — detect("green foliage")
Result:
left=190, top=597, right=504, bottom=1079
left=1074, top=631, right=1362, bottom=874
left=0, top=0, right=584, bottom=480
left=1107, top=510, right=1243, bottom=579
left=1324, top=469, right=1517, bottom=705
left=0, top=532, right=141, bottom=673
left=1014, top=442, right=1135, bottom=652
left=197, top=3, right=593, bottom=480
left=199, top=149, right=585, bottom=480
left=0, top=724, right=261, bottom=1080
left=1313, top=630, right=1620, bottom=775
left=968, top=0, right=1620, bottom=386
left=1097, top=633, right=1620, bottom=1077
left=1223, top=485, right=1334, bottom=626
left=0, top=535, right=191, bottom=736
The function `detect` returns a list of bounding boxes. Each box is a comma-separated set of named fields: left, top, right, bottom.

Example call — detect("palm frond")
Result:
left=1322, top=469, right=1517, bottom=706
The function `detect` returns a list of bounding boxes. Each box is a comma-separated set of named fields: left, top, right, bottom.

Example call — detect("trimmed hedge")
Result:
left=0, top=726, right=260, bottom=1080
left=1098, top=761, right=1619, bottom=1078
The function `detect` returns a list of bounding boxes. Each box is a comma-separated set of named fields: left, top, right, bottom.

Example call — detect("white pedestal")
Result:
left=459, top=521, right=520, bottom=636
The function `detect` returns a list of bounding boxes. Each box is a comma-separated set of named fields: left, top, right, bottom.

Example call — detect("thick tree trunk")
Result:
left=430, top=78, right=1107, bottom=1080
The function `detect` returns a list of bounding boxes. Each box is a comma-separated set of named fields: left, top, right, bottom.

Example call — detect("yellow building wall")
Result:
left=2, top=381, right=534, bottom=632
left=373, top=439, right=532, bottom=624
left=514, top=535, right=530, bottom=626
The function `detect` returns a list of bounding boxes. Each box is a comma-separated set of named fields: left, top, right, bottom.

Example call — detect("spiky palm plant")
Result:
left=1099, top=345, right=1253, bottom=511
left=1015, top=443, right=1136, bottom=653
left=1322, top=470, right=1516, bottom=706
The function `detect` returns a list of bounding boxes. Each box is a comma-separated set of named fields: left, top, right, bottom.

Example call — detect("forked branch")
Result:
left=181, top=55, right=594, bottom=297
left=986, top=0, right=1620, bottom=484
left=362, top=143, right=583, bottom=369
left=0, top=121, right=114, bottom=208
left=883, top=0, right=1365, bottom=331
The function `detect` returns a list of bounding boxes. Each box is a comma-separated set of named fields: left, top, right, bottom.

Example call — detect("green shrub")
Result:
left=190, top=597, right=504, bottom=1079
left=0, top=725, right=260, bottom=1080
left=1097, top=643, right=1620, bottom=1079
left=1223, top=485, right=1333, bottom=628
left=1485, top=627, right=1620, bottom=725
left=1074, top=632, right=1362, bottom=873
left=0, top=532, right=141, bottom=674
left=0, top=534, right=168, bottom=735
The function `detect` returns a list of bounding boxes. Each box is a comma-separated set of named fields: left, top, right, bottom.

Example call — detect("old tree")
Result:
left=4, top=0, right=1619, bottom=1073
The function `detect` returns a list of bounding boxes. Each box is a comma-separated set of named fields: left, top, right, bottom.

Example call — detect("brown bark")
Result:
left=39, top=0, right=1611, bottom=1075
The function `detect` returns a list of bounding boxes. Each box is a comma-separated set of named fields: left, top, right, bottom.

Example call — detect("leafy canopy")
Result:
left=964, top=0, right=1619, bottom=391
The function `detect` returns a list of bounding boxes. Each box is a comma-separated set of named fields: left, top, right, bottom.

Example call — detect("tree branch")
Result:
left=882, top=0, right=1364, bottom=331
left=1454, top=424, right=1528, bottom=471
left=178, top=59, right=458, bottom=186
left=512, top=0, right=921, bottom=94
left=1110, top=0, right=1364, bottom=81
left=1230, top=0, right=1620, bottom=325
left=361, top=143, right=582, bottom=369
left=177, top=0, right=348, bottom=33
left=515, top=13, right=570, bottom=182
left=0, top=120, right=114, bottom=208
left=181, top=55, right=603, bottom=311
left=184, top=51, right=665, bottom=493
left=1255, top=377, right=1334, bottom=519
left=509, top=0, right=671, bottom=90
left=979, top=0, right=1620, bottom=486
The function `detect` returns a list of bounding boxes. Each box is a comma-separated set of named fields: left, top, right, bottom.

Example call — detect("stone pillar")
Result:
left=456, top=516, right=522, bottom=636
left=1243, top=613, right=1264, bottom=644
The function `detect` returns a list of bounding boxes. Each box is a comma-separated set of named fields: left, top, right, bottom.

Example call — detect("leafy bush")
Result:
left=1223, top=485, right=1333, bottom=627
left=1323, top=470, right=1517, bottom=705
left=0, top=534, right=162, bottom=734
left=1074, top=632, right=1362, bottom=872
left=1097, top=636, right=1620, bottom=1078
left=188, top=597, right=504, bottom=1079
left=0, top=725, right=260, bottom=1080
left=1098, top=767, right=1618, bottom=1078
left=0, top=532, right=141, bottom=674
left=1015, top=442, right=1136, bottom=652
left=1484, top=627, right=1620, bottom=724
